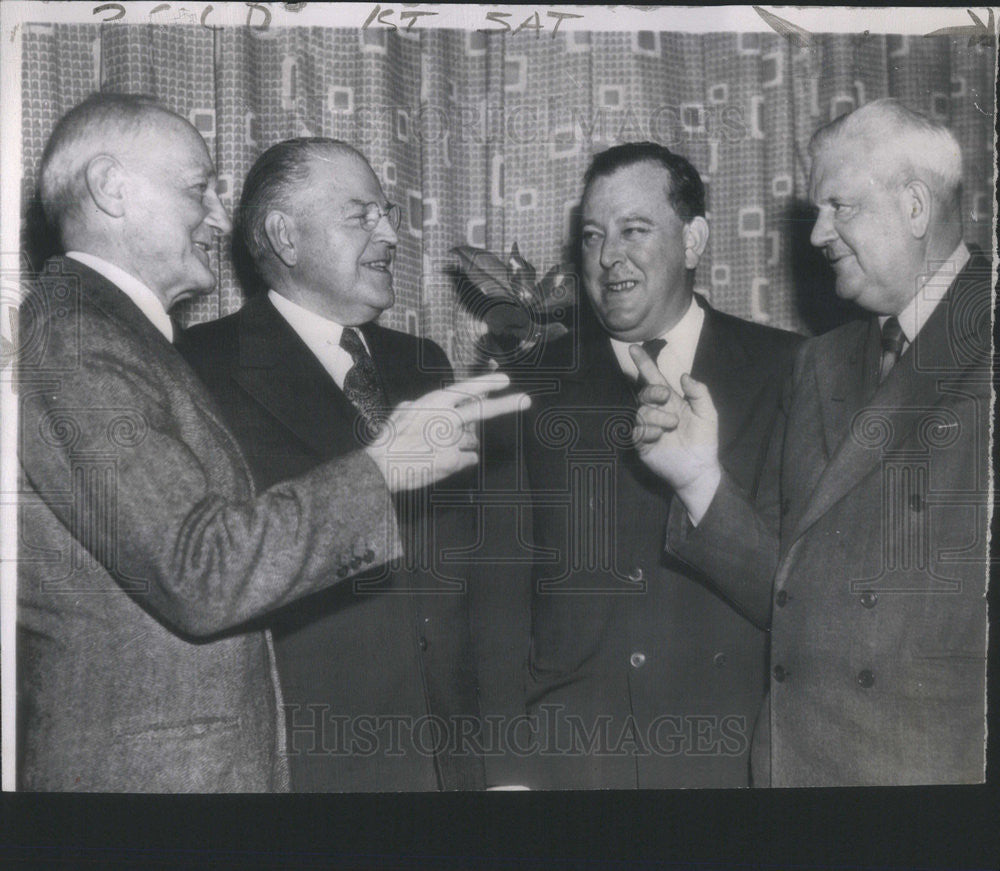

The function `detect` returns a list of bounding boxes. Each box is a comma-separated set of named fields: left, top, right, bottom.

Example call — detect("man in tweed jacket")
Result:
left=17, top=93, right=516, bottom=792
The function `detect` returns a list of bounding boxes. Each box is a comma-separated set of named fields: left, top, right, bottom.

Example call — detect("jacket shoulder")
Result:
left=179, top=307, right=243, bottom=378
left=183, top=307, right=242, bottom=346
left=798, top=316, right=868, bottom=363
left=710, top=307, right=803, bottom=356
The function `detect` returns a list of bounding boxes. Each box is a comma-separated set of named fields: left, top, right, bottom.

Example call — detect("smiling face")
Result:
left=284, top=150, right=398, bottom=325
left=808, top=141, right=920, bottom=316
left=119, top=115, right=231, bottom=310
left=580, top=161, right=702, bottom=342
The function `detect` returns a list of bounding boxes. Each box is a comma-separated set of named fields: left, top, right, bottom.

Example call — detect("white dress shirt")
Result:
left=879, top=242, right=970, bottom=348
left=66, top=251, right=174, bottom=343
left=267, top=289, right=371, bottom=390
left=609, top=293, right=706, bottom=393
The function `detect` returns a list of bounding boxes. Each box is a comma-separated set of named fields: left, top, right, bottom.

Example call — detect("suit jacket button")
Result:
left=713, top=652, right=727, bottom=668
left=772, top=665, right=787, bottom=682
left=775, top=590, right=789, bottom=607
left=419, top=637, right=428, bottom=651
left=627, top=566, right=644, bottom=583
left=857, top=669, right=875, bottom=688
left=859, top=591, right=879, bottom=609
left=336, top=565, right=349, bottom=579
left=629, top=651, right=646, bottom=668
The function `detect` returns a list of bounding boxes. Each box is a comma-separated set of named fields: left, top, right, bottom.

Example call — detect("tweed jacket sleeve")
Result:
left=19, top=271, right=402, bottom=638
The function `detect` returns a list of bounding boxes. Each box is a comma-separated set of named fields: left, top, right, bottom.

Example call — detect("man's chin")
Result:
left=597, top=311, right=643, bottom=340
left=169, top=279, right=216, bottom=309
left=833, top=281, right=861, bottom=302
left=367, top=284, right=395, bottom=313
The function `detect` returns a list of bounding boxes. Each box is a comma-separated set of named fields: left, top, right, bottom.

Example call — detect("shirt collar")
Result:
left=268, top=289, right=370, bottom=353
left=66, top=251, right=174, bottom=342
left=610, top=294, right=705, bottom=380
left=880, top=242, right=970, bottom=344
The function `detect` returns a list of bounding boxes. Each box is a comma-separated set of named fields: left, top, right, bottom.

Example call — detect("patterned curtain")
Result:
left=21, top=24, right=996, bottom=365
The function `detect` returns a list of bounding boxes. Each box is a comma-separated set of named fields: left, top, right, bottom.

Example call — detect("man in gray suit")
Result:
left=17, top=93, right=520, bottom=792
left=633, top=99, right=989, bottom=786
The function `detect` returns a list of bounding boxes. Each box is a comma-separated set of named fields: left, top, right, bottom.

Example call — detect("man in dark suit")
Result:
left=182, top=139, right=486, bottom=791
left=635, top=99, right=989, bottom=786
left=520, top=142, right=801, bottom=789
left=17, top=95, right=518, bottom=792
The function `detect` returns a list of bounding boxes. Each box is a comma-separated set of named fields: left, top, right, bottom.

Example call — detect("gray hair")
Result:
left=238, top=137, right=367, bottom=278
left=38, top=92, right=175, bottom=239
left=809, top=98, right=963, bottom=211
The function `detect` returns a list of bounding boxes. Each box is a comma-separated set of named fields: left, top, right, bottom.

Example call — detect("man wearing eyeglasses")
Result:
left=182, top=138, right=486, bottom=792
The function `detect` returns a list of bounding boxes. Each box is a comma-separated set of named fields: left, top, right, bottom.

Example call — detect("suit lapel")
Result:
left=68, top=257, right=246, bottom=443
left=689, top=304, right=759, bottom=457
left=790, top=252, right=989, bottom=543
left=233, top=295, right=360, bottom=458
left=812, top=318, right=877, bottom=461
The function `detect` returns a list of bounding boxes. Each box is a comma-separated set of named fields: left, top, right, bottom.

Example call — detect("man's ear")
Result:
left=903, top=179, right=932, bottom=239
left=263, top=211, right=297, bottom=268
left=84, top=155, right=126, bottom=218
left=683, top=216, right=710, bottom=269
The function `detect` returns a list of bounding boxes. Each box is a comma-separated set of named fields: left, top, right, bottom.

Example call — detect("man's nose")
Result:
left=373, top=212, right=398, bottom=246
left=599, top=235, right=623, bottom=269
left=810, top=208, right=835, bottom=248
left=205, top=189, right=233, bottom=236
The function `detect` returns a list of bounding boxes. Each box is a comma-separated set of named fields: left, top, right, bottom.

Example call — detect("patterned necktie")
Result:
left=340, top=327, right=388, bottom=441
left=638, top=338, right=667, bottom=384
left=879, top=316, right=906, bottom=383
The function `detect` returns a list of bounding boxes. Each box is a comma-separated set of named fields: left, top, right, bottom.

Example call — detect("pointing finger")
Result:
left=454, top=391, right=529, bottom=427
left=629, top=344, right=669, bottom=388
left=441, top=372, right=512, bottom=404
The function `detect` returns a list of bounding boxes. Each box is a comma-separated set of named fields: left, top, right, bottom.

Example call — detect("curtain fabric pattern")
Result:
left=21, top=24, right=996, bottom=363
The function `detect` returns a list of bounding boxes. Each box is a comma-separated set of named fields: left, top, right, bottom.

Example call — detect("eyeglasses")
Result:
left=348, top=201, right=402, bottom=232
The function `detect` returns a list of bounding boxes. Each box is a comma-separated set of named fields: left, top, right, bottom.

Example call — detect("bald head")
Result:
left=809, top=98, right=964, bottom=232
left=807, top=99, right=967, bottom=315
left=38, top=92, right=232, bottom=309
left=39, top=93, right=187, bottom=244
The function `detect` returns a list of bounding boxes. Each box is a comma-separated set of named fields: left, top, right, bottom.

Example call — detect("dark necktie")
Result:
left=340, top=327, right=388, bottom=441
left=879, top=316, right=906, bottom=383
left=637, top=338, right=667, bottom=384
